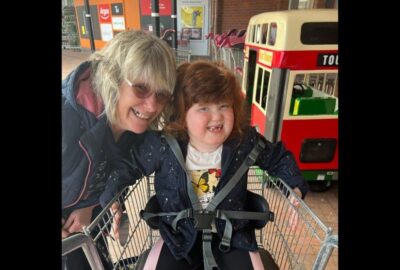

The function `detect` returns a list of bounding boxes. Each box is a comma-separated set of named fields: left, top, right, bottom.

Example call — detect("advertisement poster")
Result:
left=98, top=4, right=112, bottom=23
left=181, top=6, right=203, bottom=28
left=178, top=0, right=209, bottom=55
left=112, top=17, right=125, bottom=31
left=100, top=24, right=113, bottom=41
left=181, top=7, right=203, bottom=40
left=140, top=0, right=171, bottom=16
left=111, top=3, right=123, bottom=15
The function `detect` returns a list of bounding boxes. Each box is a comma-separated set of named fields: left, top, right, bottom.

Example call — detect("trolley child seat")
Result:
left=139, top=134, right=275, bottom=270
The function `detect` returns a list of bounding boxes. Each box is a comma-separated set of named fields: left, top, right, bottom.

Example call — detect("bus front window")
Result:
left=290, top=72, right=338, bottom=116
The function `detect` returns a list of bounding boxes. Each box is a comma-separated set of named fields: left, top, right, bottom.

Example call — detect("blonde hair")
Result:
left=90, top=30, right=176, bottom=127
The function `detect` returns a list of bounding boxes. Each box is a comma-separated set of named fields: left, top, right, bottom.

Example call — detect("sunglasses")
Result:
left=125, top=78, right=171, bottom=104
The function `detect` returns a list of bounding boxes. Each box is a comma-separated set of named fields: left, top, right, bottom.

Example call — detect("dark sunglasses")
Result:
left=125, top=78, right=171, bottom=104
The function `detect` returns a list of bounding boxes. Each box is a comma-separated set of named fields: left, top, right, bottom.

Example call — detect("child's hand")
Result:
left=110, top=201, right=123, bottom=240
left=288, top=187, right=302, bottom=231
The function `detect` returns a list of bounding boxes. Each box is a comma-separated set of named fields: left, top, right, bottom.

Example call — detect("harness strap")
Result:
left=163, top=134, right=202, bottom=212
left=206, top=140, right=265, bottom=211
left=217, top=211, right=232, bottom=253
left=219, top=210, right=272, bottom=221
left=202, top=230, right=218, bottom=270
left=140, top=210, right=182, bottom=221
left=171, top=209, right=191, bottom=231
left=205, top=139, right=266, bottom=252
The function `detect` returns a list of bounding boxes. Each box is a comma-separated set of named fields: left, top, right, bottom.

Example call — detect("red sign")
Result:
left=140, top=0, right=171, bottom=16
left=98, top=4, right=111, bottom=23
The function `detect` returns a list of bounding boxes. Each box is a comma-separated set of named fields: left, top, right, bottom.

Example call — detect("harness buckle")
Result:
left=193, top=210, right=215, bottom=230
left=219, top=241, right=231, bottom=253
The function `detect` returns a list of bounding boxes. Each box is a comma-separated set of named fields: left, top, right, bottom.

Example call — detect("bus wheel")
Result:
left=309, top=180, right=332, bottom=192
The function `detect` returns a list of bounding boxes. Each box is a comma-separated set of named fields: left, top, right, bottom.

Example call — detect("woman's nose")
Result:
left=143, top=93, right=158, bottom=113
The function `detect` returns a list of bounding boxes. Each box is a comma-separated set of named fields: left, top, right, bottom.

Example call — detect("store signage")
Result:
left=99, top=4, right=111, bottom=23
left=141, top=0, right=171, bottom=16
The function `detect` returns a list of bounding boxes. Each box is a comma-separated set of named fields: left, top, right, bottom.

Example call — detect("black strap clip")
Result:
left=193, top=210, right=215, bottom=230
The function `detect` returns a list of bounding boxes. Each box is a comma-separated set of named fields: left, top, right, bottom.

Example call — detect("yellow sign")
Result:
left=259, top=50, right=273, bottom=66
left=181, top=6, right=203, bottom=27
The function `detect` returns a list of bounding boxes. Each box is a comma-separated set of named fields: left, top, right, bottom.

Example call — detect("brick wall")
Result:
left=215, top=0, right=289, bottom=34
left=214, top=0, right=332, bottom=34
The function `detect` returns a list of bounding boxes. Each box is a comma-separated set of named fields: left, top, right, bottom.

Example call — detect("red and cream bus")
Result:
left=242, top=9, right=338, bottom=189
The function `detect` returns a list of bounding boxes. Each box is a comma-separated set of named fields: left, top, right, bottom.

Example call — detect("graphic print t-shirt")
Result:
left=186, top=144, right=222, bottom=209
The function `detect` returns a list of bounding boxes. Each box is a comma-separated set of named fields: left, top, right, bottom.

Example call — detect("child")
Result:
left=129, top=61, right=309, bottom=269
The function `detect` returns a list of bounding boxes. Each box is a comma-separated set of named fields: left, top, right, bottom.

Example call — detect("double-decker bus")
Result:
left=242, top=9, right=338, bottom=189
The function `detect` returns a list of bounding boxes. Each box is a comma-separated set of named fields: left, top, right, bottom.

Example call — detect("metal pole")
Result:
left=151, top=0, right=160, bottom=37
left=84, top=0, right=96, bottom=52
left=171, top=0, right=177, bottom=49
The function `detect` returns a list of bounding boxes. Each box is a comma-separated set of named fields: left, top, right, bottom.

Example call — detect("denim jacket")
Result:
left=129, top=128, right=308, bottom=261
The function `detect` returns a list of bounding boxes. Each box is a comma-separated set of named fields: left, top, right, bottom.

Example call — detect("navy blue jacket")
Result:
left=62, top=61, right=141, bottom=213
left=130, top=128, right=308, bottom=261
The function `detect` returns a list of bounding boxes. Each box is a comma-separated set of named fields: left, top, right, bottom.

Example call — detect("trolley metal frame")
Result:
left=173, top=48, right=191, bottom=65
left=62, top=167, right=338, bottom=270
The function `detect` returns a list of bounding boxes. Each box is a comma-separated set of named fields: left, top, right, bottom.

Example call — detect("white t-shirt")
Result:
left=186, top=143, right=222, bottom=209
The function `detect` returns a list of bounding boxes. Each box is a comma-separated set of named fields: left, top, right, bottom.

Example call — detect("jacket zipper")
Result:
left=63, top=140, right=92, bottom=209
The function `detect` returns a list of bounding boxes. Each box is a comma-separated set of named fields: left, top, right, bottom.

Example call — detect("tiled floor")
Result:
left=62, top=49, right=339, bottom=269
left=62, top=49, right=92, bottom=79
left=305, top=182, right=338, bottom=270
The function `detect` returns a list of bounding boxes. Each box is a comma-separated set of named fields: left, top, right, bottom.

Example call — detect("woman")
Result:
left=62, top=30, right=176, bottom=269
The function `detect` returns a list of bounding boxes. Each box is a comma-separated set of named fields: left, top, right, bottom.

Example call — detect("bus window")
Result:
left=256, top=24, right=261, bottom=43
left=251, top=25, right=256, bottom=43
left=255, top=67, right=263, bottom=105
left=307, top=74, right=317, bottom=88
left=316, top=74, right=325, bottom=91
left=324, top=73, right=338, bottom=97
left=268, top=23, right=277, bottom=46
left=261, top=23, right=268, bottom=44
left=301, top=22, right=338, bottom=45
left=290, top=72, right=338, bottom=116
left=261, top=70, right=270, bottom=109
left=295, top=74, right=305, bottom=84
left=247, top=25, right=253, bottom=43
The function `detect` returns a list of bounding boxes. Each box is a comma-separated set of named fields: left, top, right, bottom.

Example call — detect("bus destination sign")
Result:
left=317, top=53, right=338, bottom=67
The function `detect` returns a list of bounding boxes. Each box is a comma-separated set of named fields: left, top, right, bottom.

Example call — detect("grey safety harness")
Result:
left=140, top=134, right=275, bottom=270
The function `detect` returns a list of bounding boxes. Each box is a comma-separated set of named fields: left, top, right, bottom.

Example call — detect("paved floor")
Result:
left=62, top=48, right=338, bottom=269
left=62, top=49, right=92, bottom=79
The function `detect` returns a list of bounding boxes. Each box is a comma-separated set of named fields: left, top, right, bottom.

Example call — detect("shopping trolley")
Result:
left=62, top=167, right=338, bottom=270
left=160, top=29, right=191, bottom=65
left=173, top=48, right=191, bottom=65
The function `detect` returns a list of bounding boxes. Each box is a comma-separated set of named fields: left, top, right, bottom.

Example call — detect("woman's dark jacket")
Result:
left=62, top=61, right=142, bottom=213
left=129, top=128, right=309, bottom=261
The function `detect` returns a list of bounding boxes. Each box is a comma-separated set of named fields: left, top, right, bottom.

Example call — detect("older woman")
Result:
left=62, top=30, right=176, bottom=269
